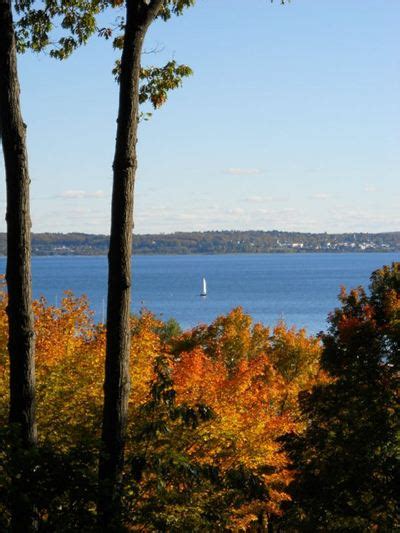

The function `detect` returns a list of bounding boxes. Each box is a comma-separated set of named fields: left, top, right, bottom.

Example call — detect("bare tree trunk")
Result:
left=98, top=0, right=152, bottom=528
left=0, top=0, right=37, bottom=529
left=98, top=0, right=165, bottom=527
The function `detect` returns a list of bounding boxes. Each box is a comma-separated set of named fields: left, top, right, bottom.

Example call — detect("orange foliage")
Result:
left=0, top=283, right=162, bottom=447
left=172, top=308, right=324, bottom=525
left=0, top=286, right=325, bottom=528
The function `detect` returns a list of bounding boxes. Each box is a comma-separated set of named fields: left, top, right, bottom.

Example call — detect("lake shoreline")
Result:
left=1, top=249, right=399, bottom=257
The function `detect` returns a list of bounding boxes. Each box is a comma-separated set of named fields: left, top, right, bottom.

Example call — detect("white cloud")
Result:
left=223, top=168, right=263, bottom=176
left=364, top=184, right=378, bottom=193
left=58, top=190, right=107, bottom=199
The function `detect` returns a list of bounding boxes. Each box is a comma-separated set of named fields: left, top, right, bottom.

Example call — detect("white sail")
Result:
left=201, top=277, right=207, bottom=296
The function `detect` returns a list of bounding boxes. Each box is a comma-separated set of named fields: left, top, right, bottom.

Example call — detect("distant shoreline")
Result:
left=0, top=251, right=398, bottom=258
left=1, top=230, right=400, bottom=256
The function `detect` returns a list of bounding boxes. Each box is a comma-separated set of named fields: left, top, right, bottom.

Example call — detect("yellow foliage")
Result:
left=0, top=288, right=325, bottom=527
left=0, top=285, right=162, bottom=447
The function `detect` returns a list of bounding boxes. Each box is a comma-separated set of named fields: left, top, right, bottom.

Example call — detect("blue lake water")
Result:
left=0, top=253, right=398, bottom=334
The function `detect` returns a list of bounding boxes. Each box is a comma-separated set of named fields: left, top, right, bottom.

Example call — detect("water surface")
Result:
left=0, top=253, right=397, bottom=333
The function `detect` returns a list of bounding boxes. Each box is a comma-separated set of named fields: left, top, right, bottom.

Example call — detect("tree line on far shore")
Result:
left=1, top=230, right=399, bottom=256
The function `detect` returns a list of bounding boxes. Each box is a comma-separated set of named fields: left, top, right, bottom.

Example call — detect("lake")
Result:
left=0, top=253, right=398, bottom=334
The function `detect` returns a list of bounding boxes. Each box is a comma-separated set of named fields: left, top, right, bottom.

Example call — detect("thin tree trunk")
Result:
left=98, top=0, right=164, bottom=527
left=98, top=0, right=164, bottom=526
left=98, top=1, right=144, bottom=528
left=0, top=0, right=37, bottom=529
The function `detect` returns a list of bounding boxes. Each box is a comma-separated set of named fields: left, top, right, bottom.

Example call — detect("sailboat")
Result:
left=200, top=277, right=207, bottom=297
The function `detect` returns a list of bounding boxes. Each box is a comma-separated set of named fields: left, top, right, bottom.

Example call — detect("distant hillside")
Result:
left=1, top=230, right=400, bottom=256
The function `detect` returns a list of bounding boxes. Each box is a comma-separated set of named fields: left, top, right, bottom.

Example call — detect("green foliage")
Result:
left=121, top=355, right=226, bottom=531
left=139, top=61, right=193, bottom=108
left=0, top=428, right=98, bottom=531
left=157, top=0, right=196, bottom=21
left=282, top=263, right=400, bottom=531
left=121, top=354, right=276, bottom=531
left=154, top=317, right=182, bottom=345
left=105, top=5, right=195, bottom=116
left=112, top=57, right=193, bottom=116
left=14, top=0, right=104, bottom=57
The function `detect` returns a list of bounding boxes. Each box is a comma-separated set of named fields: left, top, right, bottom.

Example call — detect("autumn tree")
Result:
left=283, top=263, right=400, bottom=530
left=172, top=308, right=323, bottom=529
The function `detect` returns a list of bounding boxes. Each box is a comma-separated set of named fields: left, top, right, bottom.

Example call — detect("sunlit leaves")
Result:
left=112, top=58, right=193, bottom=111
left=15, top=0, right=104, bottom=57
left=0, top=288, right=324, bottom=529
left=157, top=0, right=196, bottom=21
left=139, top=61, right=193, bottom=108
left=172, top=307, right=324, bottom=526
left=13, top=0, right=198, bottom=60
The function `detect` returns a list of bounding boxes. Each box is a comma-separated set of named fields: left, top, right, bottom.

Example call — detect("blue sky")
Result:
left=1, top=0, right=399, bottom=234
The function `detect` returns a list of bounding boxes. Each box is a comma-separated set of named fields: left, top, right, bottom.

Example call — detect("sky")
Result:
left=0, top=0, right=399, bottom=235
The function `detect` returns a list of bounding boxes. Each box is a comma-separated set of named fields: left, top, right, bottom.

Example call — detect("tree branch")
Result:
left=139, top=0, right=164, bottom=28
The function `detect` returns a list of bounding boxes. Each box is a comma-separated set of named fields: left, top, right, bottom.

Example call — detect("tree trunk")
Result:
left=98, top=0, right=164, bottom=526
left=98, top=0, right=146, bottom=528
left=0, top=0, right=37, bottom=529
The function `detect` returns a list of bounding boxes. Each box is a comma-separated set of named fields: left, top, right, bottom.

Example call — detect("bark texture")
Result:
left=98, top=0, right=163, bottom=528
left=0, top=0, right=36, bottom=449
left=0, top=0, right=37, bottom=530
